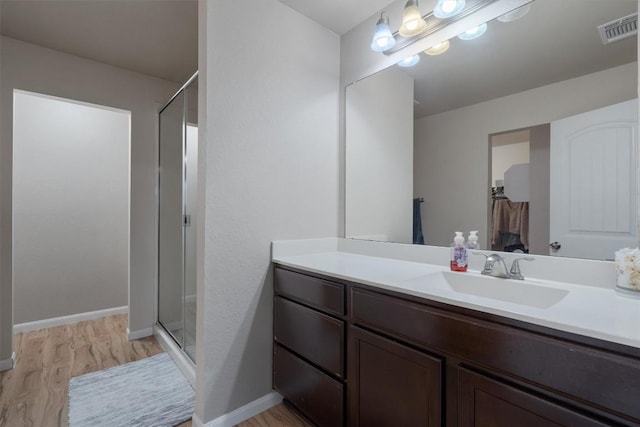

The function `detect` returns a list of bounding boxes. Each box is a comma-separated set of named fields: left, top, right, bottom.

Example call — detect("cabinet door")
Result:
left=458, top=368, right=609, bottom=426
left=348, top=326, right=442, bottom=426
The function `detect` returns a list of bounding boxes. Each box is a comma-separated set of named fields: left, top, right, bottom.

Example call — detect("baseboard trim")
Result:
left=0, top=352, right=15, bottom=371
left=191, top=414, right=205, bottom=427
left=126, top=327, right=154, bottom=341
left=13, top=306, right=128, bottom=334
left=153, top=324, right=196, bottom=387
left=201, top=391, right=283, bottom=427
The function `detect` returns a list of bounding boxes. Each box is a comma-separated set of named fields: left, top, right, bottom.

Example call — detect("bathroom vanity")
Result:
left=272, top=240, right=640, bottom=427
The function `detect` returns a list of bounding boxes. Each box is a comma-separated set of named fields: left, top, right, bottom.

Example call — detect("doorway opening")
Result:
left=12, top=90, right=131, bottom=332
left=489, top=124, right=550, bottom=255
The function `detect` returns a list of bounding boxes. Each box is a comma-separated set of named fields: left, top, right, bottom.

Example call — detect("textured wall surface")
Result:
left=195, top=0, right=340, bottom=422
left=346, top=67, right=414, bottom=243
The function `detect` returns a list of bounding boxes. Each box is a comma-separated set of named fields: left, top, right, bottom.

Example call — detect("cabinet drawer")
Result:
left=274, top=296, right=344, bottom=378
left=274, top=344, right=344, bottom=427
left=275, top=267, right=344, bottom=316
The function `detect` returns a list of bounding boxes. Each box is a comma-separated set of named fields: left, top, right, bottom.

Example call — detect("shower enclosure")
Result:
left=158, top=72, right=198, bottom=362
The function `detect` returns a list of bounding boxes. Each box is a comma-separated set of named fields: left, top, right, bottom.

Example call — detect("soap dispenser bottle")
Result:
left=450, top=232, right=468, bottom=272
left=466, top=231, right=479, bottom=250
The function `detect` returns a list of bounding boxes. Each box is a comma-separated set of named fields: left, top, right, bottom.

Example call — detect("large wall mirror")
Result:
left=345, top=0, right=638, bottom=261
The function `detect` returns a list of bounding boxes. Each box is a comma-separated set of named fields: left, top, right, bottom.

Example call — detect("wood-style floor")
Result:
left=236, top=403, right=311, bottom=427
left=0, top=314, right=308, bottom=427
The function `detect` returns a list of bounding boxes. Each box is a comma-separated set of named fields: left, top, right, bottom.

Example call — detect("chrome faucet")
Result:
left=473, top=253, right=535, bottom=280
left=475, top=253, right=510, bottom=278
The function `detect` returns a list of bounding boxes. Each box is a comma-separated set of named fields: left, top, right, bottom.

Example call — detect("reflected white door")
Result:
left=550, top=99, right=637, bottom=259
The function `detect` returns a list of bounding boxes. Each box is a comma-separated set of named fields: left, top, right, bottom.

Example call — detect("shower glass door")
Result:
left=158, top=91, right=186, bottom=347
left=158, top=73, right=198, bottom=362
left=183, top=78, right=198, bottom=361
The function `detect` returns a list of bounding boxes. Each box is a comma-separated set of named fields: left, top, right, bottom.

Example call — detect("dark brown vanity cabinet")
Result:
left=350, top=286, right=640, bottom=426
left=273, top=267, right=346, bottom=426
left=274, top=265, right=640, bottom=426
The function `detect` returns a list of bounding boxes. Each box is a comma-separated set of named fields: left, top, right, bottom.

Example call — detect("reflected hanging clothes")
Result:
left=491, top=199, right=529, bottom=251
left=413, top=198, right=425, bottom=245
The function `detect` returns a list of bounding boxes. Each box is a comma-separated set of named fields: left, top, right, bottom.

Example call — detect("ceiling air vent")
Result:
left=598, top=13, right=638, bottom=45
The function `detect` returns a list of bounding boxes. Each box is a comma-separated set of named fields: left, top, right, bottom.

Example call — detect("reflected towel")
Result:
left=413, top=198, right=425, bottom=245
left=491, top=199, right=529, bottom=250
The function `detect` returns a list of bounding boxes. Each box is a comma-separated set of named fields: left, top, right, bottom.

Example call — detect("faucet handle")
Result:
left=472, top=252, right=493, bottom=274
left=510, top=257, right=535, bottom=280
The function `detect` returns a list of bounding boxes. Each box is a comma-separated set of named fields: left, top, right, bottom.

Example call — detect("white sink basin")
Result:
left=422, top=271, right=569, bottom=309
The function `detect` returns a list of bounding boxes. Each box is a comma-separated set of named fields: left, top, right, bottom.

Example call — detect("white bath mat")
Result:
left=68, top=352, right=194, bottom=427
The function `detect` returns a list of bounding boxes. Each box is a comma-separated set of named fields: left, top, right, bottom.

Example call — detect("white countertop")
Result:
left=273, top=248, right=640, bottom=350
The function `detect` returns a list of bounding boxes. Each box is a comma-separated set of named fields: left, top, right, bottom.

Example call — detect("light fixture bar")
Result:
left=383, top=0, right=497, bottom=55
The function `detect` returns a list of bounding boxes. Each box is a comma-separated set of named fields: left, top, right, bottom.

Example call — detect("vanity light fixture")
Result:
left=424, top=40, right=450, bottom=55
left=370, top=12, right=396, bottom=52
left=371, top=0, right=500, bottom=56
left=397, top=54, right=421, bottom=67
left=399, top=0, right=427, bottom=38
left=497, top=3, right=531, bottom=22
left=458, top=22, right=487, bottom=40
left=433, top=0, right=466, bottom=19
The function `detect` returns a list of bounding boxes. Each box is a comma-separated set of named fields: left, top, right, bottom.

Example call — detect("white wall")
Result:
left=13, top=91, right=129, bottom=323
left=491, top=141, right=529, bottom=187
left=196, top=0, right=339, bottom=423
left=345, top=67, right=414, bottom=243
left=0, top=36, right=179, bottom=362
left=414, top=62, right=637, bottom=248
left=529, top=124, right=550, bottom=255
